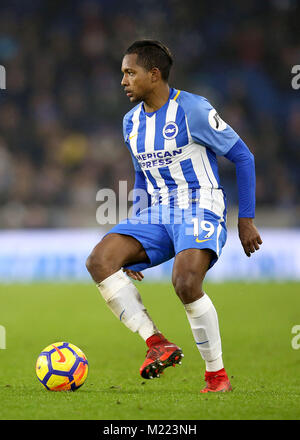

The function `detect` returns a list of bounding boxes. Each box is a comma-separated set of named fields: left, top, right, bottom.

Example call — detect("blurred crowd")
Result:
left=0, top=0, right=299, bottom=228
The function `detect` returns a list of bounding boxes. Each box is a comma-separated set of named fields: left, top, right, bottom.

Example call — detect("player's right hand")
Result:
left=123, top=268, right=144, bottom=281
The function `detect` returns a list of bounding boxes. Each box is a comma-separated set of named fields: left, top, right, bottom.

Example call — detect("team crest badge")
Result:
left=163, top=122, right=178, bottom=140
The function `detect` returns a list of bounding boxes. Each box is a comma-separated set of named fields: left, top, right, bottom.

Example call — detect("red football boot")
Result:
left=140, top=333, right=184, bottom=379
left=200, top=368, right=232, bottom=393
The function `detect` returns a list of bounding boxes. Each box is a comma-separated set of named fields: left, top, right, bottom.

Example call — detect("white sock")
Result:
left=184, top=293, right=224, bottom=372
left=96, top=269, right=158, bottom=341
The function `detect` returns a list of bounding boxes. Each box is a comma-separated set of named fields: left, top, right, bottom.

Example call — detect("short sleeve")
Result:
left=177, top=92, right=239, bottom=156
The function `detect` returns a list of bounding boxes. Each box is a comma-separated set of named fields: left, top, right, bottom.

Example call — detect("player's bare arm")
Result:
left=238, top=217, right=263, bottom=257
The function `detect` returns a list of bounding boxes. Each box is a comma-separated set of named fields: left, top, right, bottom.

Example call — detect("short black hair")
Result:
left=124, top=40, right=173, bottom=82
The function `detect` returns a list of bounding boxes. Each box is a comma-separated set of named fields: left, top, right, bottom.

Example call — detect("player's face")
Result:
left=121, top=54, right=153, bottom=103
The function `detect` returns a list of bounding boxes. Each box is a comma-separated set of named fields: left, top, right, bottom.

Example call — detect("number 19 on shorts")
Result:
left=191, top=218, right=215, bottom=238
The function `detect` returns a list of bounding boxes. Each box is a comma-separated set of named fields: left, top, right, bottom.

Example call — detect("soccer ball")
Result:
left=36, top=342, right=88, bottom=391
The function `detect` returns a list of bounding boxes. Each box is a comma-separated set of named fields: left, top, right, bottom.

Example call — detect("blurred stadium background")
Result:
left=0, top=0, right=300, bottom=282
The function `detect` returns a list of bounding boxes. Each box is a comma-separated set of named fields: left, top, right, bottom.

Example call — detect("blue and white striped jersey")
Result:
left=123, top=88, right=239, bottom=218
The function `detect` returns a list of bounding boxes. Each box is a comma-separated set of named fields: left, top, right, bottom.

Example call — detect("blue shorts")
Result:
left=106, top=205, right=227, bottom=272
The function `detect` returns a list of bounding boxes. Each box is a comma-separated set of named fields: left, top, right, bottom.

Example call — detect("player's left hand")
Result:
left=123, top=268, right=144, bottom=281
left=238, top=218, right=262, bottom=257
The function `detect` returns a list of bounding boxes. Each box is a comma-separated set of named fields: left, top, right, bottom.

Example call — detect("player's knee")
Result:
left=85, top=245, right=118, bottom=281
left=172, top=273, right=194, bottom=297
left=85, top=251, right=98, bottom=275
left=85, top=250, right=102, bottom=277
left=172, top=272, right=204, bottom=304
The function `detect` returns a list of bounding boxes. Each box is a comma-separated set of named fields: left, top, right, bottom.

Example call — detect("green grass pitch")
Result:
left=0, top=281, right=300, bottom=420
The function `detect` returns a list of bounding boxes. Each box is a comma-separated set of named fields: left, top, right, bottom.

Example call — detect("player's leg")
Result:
left=86, top=223, right=183, bottom=379
left=172, top=248, right=231, bottom=392
left=168, top=205, right=232, bottom=392
left=172, top=248, right=225, bottom=367
left=86, top=232, right=161, bottom=341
